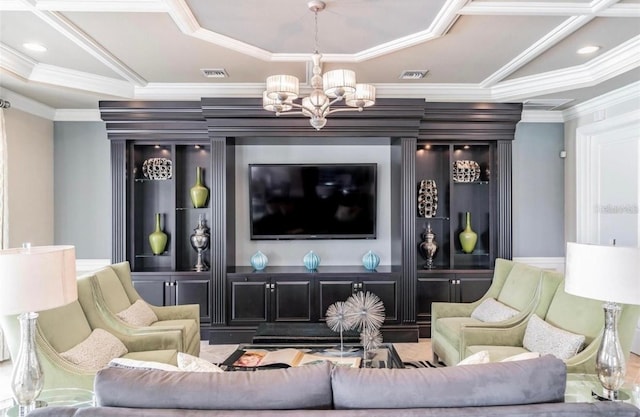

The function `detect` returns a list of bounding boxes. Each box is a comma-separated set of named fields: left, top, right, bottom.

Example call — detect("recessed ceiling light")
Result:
left=577, top=45, right=600, bottom=55
left=23, top=43, right=47, bottom=52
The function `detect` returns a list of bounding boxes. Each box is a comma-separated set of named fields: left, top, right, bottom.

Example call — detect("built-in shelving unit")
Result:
left=100, top=99, right=522, bottom=342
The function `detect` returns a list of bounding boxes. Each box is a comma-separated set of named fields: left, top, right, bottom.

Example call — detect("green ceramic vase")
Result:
left=190, top=166, right=209, bottom=208
left=148, top=213, right=168, bottom=255
left=459, top=211, right=477, bottom=254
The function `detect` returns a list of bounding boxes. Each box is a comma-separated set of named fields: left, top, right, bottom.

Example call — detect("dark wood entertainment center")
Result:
left=99, top=99, right=522, bottom=343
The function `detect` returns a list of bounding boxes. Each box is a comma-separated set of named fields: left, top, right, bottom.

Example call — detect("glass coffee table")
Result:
left=220, top=343, right=404, bottom=371
left=0, top=388, right=94, bottom=417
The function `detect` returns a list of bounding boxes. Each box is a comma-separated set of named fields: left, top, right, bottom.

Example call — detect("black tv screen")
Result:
left=249, top=163, right=377, bottom=240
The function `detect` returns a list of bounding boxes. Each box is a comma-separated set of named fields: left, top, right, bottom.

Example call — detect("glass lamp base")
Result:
left=591, top=387, right=630, bottom=402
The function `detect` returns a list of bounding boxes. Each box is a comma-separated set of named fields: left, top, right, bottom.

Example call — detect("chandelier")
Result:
left=262, top=0, right=376, bottom=130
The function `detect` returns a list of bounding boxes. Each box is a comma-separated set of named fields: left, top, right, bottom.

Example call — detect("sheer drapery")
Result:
left=0, top=107, right=9, bottom=361
left=0, top=107, right=7, bottom=249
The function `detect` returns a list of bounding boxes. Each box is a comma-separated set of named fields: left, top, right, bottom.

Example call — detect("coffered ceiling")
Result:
left=0, top=0, right=638, bottom=119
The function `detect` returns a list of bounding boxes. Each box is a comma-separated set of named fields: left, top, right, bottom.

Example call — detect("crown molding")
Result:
left=32, top=0, right=167, bottom=12
left=562, top=80, right=640, bottom=121
left=54, top=108, right=102, bottom=121
left=460, top=0, right=630, bottom=16
left=481, top=15, right=589, bottom=87
left=0, top=88, right=56, bottom=120
left=30, top=64, right=135, bottom=97
left=0, top=44, right=37, bottom=78
left=519, top=109, right=564, bottom=123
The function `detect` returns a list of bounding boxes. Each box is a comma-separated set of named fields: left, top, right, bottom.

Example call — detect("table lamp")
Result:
left=0, top=245, right=77, bottom=416
left=564, top=242, right=640, bottom=401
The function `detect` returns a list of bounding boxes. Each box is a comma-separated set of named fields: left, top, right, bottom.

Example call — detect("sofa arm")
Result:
left=151, top=304, right=200, bottom=327
left=431, top=300, right=481, bottom=322
left=460, top=320, right=528, bottom=351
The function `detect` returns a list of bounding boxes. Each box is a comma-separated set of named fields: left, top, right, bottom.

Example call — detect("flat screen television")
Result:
left=249, top=163, right=377, bottom=240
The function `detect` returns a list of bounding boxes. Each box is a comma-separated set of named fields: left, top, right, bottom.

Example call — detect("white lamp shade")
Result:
left=346, top=84, right=376, bottom=108
left=323, top=69, right=356, bottom=98
left=565, top=242, right=640, bottom=305
left=0, top=245, right=77, bottom=315
left=265, top=75, right=299, bottom=100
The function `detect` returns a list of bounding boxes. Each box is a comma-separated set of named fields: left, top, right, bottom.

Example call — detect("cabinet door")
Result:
left=272, top=277, right=313, bottom=322
left=132, top=279, right=168, bottom=307
left=228, top=276, right=269, bottom=325
left=361, top=277, right=399, bottom=323
left=317, top=278, right=356, bottom=320
left=416, top=275, right=455, bottom=337
left=458, top=274, right=492, bottom=303
left=174, top=275, right=211, bottom=324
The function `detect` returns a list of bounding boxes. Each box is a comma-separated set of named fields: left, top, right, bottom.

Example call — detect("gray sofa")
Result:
left=28, top=356, right=639, bottom=417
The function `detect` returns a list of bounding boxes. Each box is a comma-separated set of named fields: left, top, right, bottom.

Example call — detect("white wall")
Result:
left=4, top=109, right=54, bottom=247
left=234, top=144, right=391, bottom=266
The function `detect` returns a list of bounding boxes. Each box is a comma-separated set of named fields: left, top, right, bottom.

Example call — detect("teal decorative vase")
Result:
left=149, top=213, right=168, bottom=255
left=303, top=251, right=320, bottom=270
left=250, top=250, right=268, bottom=271
left=362, top=250, right=380, bottom=271
left=459, top=211, right=477, bottom=254
left=190, top=166, right=209, bottom=208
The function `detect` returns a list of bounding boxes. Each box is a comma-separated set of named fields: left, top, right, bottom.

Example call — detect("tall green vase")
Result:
left=459, top=211, right=477, bottom=254
left=190, top=166, right=209, bottom=208
left=148, top=213, right=168, bottom=255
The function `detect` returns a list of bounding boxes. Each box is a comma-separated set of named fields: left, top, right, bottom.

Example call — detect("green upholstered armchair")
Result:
left=431, top=259, right=563, bottom=366
left=461, top=283, right=640, bottom=374
left=82, top=261, right=200, bottom=357
left=0, top=300, right=180, bottom=390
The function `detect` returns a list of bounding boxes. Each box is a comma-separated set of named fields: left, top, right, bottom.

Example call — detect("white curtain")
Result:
left=0, top=107, right=9, bottom=361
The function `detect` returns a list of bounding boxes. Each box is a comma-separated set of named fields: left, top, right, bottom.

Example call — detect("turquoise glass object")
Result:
left=362, top=250, right=380, bottom=271
left=250, top=250, right=268, bottom=271
left=303, top=250, right=320, bottom=270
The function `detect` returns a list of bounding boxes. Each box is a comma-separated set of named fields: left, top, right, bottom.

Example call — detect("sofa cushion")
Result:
left=116, top=299, right=158, bottom=326
left=60, top=328, right=128, bottom=371
left=471, top=298, right=519, bottom=322
left=37, top=300, right=93, bottom=352
left=95, top=362, right=333, bottom=410
left=457, top=350, right=490, bottom=366
left=523, top=314, right=585, bottom=360
left=109, top=358, right=180, bottom=372
left=331, top=355, right=566, bottom=409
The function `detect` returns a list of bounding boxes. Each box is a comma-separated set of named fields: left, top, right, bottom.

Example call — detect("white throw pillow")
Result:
left=471, top=298, right=519, bottom=323
left=457, top=350, right=490, bottom=366
left=116, top=299, right=158, bottom=326
left=108, top=357, right=179, bottom=371
left=177, top=352, right=223, bottom=373
left=500, top=352, right=541, bottom=362
left=523, top=315, right=585, bottom=360
left=60, top=328, right=128, bottom=371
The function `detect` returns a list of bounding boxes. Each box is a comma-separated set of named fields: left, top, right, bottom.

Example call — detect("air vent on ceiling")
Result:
left=201, top=68, right=228, bottom=78
left=399, top=70, right=428, bottom=80
left=523, top=98, right=574, bottom=111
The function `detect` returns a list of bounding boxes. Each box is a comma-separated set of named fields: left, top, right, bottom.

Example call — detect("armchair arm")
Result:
left=35, top=329, right=97, bottom=390
left=112, top=328, right=183, bottom=353
left=460, top=320, right=528, bottom=352
left=431, top=300, right=481, bottom=323
left=564, top=334, right=601, bottom=374
left=151, top=304, right=200, bottom=327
